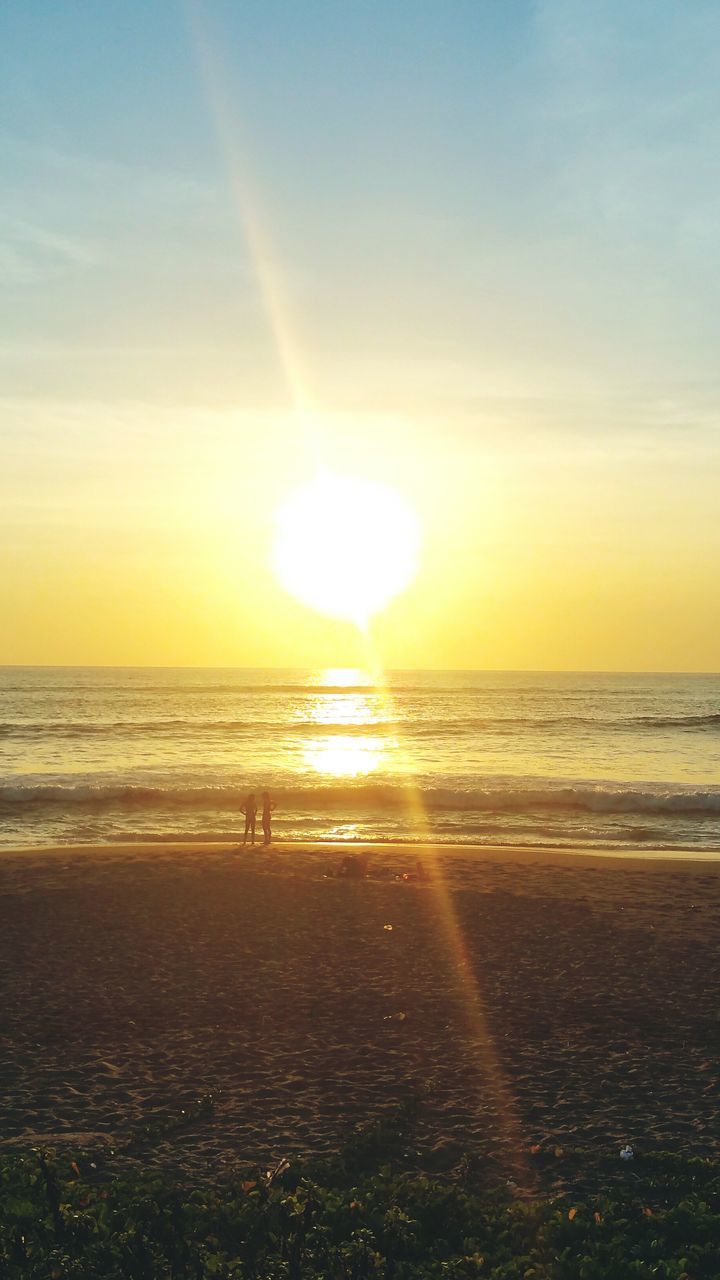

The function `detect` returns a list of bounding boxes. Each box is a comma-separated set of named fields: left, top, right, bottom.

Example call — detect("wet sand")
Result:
left=1, top=841, right=719, bottom=1188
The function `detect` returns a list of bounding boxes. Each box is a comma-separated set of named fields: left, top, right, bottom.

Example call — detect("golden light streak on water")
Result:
left=301, top=681, right=390, bottom=777
left=304, top=736, right=386, bottom=778
left=308, top=668, right=374, bottom=689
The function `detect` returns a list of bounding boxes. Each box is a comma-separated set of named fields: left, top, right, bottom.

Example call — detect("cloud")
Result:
left=0, top=216, right=101, bottom=284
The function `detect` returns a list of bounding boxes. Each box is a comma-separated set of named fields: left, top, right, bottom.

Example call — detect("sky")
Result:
left=2, top=0, right=720, bottom=670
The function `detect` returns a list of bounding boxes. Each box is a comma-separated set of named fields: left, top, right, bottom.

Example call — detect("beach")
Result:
left=1, top=841, right=718, bottom=1193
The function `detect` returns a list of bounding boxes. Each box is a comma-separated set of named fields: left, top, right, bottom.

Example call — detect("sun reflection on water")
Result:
left=303, top=692, right=383, bottom=728
left=304, top=736, right=386, bottom=777
left=300, top=670, right=391, bottom=776
left=307, top=667, right=373, bottom=688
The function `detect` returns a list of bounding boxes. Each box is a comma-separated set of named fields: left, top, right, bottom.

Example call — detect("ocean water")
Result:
left=1, top=667, right=720, bottom=851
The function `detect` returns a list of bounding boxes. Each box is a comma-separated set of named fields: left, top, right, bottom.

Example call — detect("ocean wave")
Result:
left=3, top=710, right=720, bottom=740
left=0, top=718, right=395, bottom=739
left=632, top=713, right=720, bottom=729
left=3, top=778, right=720, bottom=819
left=0, top=682, right=390, bottom=696
left=1, top=679, right=682, bottom=698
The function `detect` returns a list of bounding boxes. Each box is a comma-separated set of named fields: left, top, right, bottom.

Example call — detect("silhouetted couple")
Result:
left=240, top=791, right=275, bottom=847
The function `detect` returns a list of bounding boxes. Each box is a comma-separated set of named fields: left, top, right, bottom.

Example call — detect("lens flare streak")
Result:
left=186, top=5, right=528, bottom=1181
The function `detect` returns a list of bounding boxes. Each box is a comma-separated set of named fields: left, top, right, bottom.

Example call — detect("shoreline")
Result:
left=2, top=837, right=720, bottom=870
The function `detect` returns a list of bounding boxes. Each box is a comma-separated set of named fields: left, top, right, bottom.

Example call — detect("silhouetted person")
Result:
left=261, top=791, right=276, bottom=846
left=241, top=793, right=257, bottom=846
left=340, top=853, right=369, bottom=878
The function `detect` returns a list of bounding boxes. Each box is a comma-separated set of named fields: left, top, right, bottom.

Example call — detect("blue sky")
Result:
left=2, top=1, right=720, bottom=666
left=3, top=1, right=720, bottom=415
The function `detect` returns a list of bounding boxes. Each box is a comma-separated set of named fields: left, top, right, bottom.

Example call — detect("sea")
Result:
left=1, top=667, right=720, bottom=852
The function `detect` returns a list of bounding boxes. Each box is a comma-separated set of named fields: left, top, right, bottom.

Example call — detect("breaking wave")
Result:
left=3, top=778, right=720, bottom=819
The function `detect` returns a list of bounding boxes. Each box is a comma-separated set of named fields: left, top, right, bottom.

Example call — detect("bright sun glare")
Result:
left=272, top=473, right=420, bottom=625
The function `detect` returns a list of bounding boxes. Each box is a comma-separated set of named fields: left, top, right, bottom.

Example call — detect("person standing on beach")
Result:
left=261, top=791, right=275, bottom=846
left=241, top=793, right=257, bottom=846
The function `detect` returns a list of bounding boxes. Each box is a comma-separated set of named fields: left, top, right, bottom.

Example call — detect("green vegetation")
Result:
left=1, top=1109, right=719, bottom=1278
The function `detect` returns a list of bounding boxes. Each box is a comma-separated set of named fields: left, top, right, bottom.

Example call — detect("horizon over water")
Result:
left=1, top=666, right=720, bottom=852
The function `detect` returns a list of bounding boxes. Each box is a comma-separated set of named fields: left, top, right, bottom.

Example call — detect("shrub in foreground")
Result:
left=1, top=1145, right=720, bottom=1279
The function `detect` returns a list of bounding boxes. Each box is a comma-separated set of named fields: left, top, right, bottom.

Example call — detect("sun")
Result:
left=272, top=472, right=420, bottom=625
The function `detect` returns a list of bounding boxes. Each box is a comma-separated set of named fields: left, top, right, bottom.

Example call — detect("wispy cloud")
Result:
left=0, top=216, right=101, bottom=284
